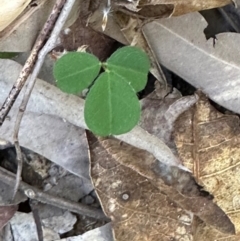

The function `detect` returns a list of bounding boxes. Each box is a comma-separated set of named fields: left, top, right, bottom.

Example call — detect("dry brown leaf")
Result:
left=87, top=132, right=193, bottom=241
left=101, top=138, right=235, bottom=233
left=87, top=131, right=235, bottom=240
left=113, top=0, right=234, bottom=17
left=174, top=91, right=240, bottom=240
left=115, top=3, right=173, bottom=19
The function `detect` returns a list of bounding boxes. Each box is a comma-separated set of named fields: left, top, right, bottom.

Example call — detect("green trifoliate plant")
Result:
left=53, top=46, right=150, bottom=136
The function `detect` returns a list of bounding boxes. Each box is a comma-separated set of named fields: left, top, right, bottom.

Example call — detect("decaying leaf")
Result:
left=112, top=0, right=234, bottom=17
left=115, top=3, right=174, bottom=19
left=174, top=91, right=240, bottom=239
left=88, top=132, right=193, bottom=241
left=87, top=131, right=235, bottom=240
left=0, top=0, right=31, bottom=32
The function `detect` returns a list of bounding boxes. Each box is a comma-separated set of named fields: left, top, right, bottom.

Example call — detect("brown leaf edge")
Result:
left=99, top=137, right=235, bottom=235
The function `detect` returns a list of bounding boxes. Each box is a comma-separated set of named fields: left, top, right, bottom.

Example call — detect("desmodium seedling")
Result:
left=53, top=46, right=150, bottom=136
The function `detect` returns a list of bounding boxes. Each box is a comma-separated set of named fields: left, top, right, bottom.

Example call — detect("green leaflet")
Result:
left=53, top=52, right=101, bottom=94
left=106, top=46, right=150, bottom=92
left=84, top=72, right=141, bottom=136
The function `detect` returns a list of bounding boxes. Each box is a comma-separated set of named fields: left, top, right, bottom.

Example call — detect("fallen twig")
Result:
left=0, top=167, right=109, bottom=221
left=0, top=0, right=66, bottom=125
left=12, top=0, right=77, bottom=199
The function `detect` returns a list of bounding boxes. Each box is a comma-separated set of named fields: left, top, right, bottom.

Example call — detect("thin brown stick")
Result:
left=12, top=0, right=69, bottom=200
left=0, top=0, right=66, bottom=126
left=13, top=0, right=78, bottom=201
left=0, top=167, right=109, bottom=221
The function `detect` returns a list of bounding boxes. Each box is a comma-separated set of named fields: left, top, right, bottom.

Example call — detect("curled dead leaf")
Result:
left=174, top=91, right=240, bottom=239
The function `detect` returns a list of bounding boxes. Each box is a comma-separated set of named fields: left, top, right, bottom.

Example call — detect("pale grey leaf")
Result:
left=142, top=12, right=240, bottom=114
left=0, top=110, right=90, bottom=180
left=0, top=1, right=80, bottom=52
left=0, top=60, right=90, bottom=179
left=0, top=59, right=181, bottom=168
left=42, top=211, right=76, bottom=234
left=0, top=1, right=54, bottom=52
left=0, top=181, right=26, bottom=205
left=9, top=212, right=60, bottom=241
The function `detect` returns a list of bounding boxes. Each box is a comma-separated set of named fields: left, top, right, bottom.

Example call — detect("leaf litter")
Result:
left=88, top=131, right=194, bottom=241
left=1, top=0, right=240, bottom=240
left=174, top=91, right=240, bottom=239
left=88, top=130, right=236, bottom=240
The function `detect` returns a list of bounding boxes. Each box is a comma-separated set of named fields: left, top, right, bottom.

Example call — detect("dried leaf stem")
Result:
left=0, top=0, right=65, bottom=125
left=0, top=167, right=109, bottom=221
left=11, top=0, right=77, bottom=199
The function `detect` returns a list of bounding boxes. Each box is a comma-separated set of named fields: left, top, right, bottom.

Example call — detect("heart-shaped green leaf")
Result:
left=53, top=52, right=101, bottom=94
left=105, top=46, right=150, bottom=92
left=84, top=72, right=141, bottom=136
